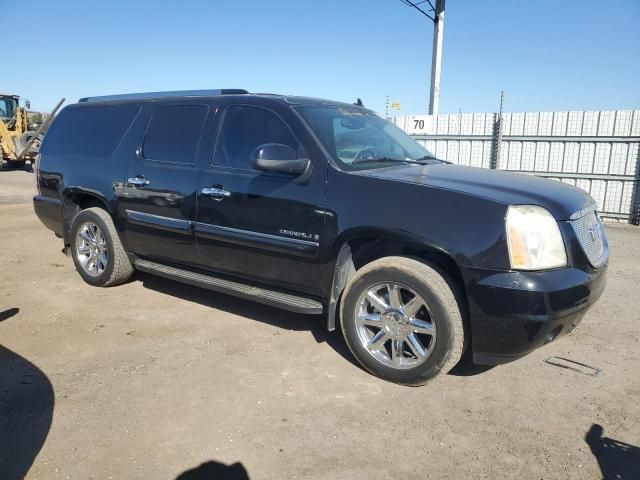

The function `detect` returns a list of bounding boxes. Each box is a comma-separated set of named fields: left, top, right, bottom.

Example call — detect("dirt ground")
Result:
left=1, top=169, right=639, bottom=480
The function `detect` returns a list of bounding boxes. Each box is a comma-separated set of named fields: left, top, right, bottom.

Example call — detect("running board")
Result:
left=134, top=259, right=324, bottom=315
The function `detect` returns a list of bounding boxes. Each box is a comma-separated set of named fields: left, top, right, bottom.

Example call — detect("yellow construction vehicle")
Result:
left=0, top=93, right=64, bottom=169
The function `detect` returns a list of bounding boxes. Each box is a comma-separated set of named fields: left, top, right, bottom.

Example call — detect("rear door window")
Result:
left=212, top=105, right=298, bottom=170
left=142, top=104, right=208, bottom=164
left=41, top=105, right=140, bottom=158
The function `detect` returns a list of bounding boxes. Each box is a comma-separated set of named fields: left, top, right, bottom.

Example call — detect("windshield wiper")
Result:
left=416, top=155, right=449, bottom=164
left=352, top=156, right=429, bottom=165
left=352, top=155, right=449, bottom=166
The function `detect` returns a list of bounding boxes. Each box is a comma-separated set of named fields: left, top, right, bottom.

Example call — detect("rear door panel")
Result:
left=121, top=101, right=211, bottom=267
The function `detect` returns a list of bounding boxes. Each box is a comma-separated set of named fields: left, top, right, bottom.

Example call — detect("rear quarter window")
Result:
left=41, top=105, right=140, bottom=158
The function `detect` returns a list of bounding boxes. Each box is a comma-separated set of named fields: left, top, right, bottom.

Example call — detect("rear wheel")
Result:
left=0, top=159, right=26, bottom=170
left=70, top=207, right=133, bottom=287
left=340, top=256, right=465, bottom=386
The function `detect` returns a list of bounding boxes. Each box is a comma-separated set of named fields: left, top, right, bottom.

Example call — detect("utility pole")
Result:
left=400, top=0, right=446, bottom=115
left=429, top=0, right=445, bottom=115
left=490, top=91, right=504, bottom=170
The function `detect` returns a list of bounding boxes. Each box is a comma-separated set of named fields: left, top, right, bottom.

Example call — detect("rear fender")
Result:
left=62, top=188, right=113, bottom=244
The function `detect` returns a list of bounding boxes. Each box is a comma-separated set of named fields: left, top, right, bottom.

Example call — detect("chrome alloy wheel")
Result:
left=355, top=282, right=437, bottom=369
left=75, top=222, right=108, bottom=277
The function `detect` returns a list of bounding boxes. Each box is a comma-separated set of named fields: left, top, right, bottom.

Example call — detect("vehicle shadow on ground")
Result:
left=585, top=423, right=640, bottom=480
left=137, top=272, right=360, bottom=369
left=448, top=348, right=495, bottom=377
left=138, top=273, right=497, bottom=378
left=0, top=320, right=55, bottom=480
left=176, top=460, right=250, bottom=479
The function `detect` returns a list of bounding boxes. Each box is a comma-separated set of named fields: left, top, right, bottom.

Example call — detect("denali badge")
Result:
left=280, top=229, right=319, bottom=241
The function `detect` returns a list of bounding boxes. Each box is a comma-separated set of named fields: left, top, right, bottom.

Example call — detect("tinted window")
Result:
left=143, top=104, right=208, bottom=164
left=41, top=105, right=140, bottom=157
left=213, top=105, right=297, bottom=170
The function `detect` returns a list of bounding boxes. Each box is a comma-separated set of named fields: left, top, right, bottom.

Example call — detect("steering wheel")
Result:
left=352, top=148, right=377, bottom=163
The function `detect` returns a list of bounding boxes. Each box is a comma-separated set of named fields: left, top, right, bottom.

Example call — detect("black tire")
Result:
left=70, top=207, right=134, bottom=287
left=16, top=131, right=44, bottom=154
left=4, top=160, right=26, bottom=170
left=340, top=256, right=465, bottom=386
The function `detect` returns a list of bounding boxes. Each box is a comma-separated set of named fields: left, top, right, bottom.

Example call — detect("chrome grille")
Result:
left=571, top=210, right=608, bottom=268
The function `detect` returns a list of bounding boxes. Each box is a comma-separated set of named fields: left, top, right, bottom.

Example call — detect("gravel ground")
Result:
left=1, top=169, right=639, bottom=480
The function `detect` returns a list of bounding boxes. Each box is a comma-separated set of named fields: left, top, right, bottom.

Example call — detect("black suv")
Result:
left=33, top=89, right=608, bottom=385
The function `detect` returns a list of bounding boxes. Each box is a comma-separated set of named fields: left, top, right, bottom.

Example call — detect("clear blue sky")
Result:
left=4, top=0, right=639, bottom=115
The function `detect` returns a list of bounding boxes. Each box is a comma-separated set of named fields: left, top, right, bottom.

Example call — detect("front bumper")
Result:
left=462, top=265, right=607, bottom=365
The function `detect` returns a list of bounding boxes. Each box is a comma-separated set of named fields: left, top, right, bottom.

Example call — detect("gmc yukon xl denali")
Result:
left=33, top=89, right=608, bottom=385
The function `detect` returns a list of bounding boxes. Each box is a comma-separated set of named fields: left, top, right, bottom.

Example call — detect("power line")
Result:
left=398, top=0, right=435, bottom=22
left=398, top=0, right=446, bottom=114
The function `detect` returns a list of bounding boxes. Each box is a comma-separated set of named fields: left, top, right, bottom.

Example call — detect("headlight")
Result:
left=506, top=205, right=567, bottom=270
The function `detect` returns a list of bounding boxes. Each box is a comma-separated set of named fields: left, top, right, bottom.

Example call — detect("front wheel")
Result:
left=340, top=257, right=465, bottom=386
left=70, top=207, right=134, bottom=287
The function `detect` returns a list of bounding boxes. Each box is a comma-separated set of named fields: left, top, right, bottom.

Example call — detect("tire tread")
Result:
left=340, top=256, right=465, bottom=385
left=79, top=207, right=133, bottom=286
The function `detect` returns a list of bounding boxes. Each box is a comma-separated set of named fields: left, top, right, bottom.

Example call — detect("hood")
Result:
left=360, top=164, right=593, bottom=220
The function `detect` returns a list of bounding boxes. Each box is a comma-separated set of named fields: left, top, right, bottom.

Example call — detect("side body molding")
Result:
left=124, top=210, right=320, bottom=257
left=125, top=210, right=192, bottom=234
left=194, top=222, right=319, bottom=257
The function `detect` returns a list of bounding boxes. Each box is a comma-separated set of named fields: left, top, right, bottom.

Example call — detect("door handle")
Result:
left=201, top=187, right=231, bottom=201
left=128, top=176, right=151, bottom=187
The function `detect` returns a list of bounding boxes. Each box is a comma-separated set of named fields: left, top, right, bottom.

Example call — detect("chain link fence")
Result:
left=395, top=110, right=640, bottom=224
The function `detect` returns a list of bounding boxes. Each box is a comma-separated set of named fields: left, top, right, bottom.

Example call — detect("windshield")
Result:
left=296, top=105, right=438, bottom=170
left=0, top=97, right=17, bottom=121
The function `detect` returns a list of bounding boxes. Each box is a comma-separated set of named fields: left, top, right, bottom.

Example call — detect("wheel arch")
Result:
left=61, top=188, right=114, bottom=245
left=327, top=229, right=469, bottom=333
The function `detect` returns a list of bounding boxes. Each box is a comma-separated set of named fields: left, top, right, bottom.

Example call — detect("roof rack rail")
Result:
left=78, top=89, right=249, bottom=103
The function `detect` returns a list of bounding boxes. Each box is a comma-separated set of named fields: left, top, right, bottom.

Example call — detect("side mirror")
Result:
left=251, top=143, right=311, bottom=178
left=24, top=100, right=31, bottom=110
